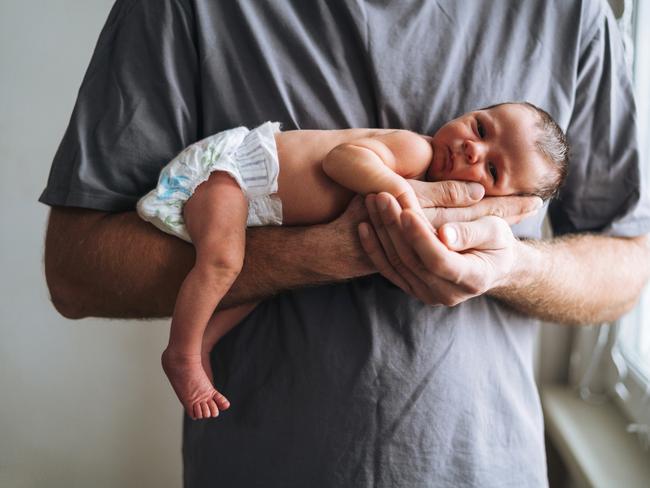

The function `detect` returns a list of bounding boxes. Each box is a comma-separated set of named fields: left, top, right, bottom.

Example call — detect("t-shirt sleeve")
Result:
left=548, top=6, right=650, bottom=237
left=39, top=0, right=200, bottom=212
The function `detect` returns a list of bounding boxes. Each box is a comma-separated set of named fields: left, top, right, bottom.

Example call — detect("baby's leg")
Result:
left=162, top=171, right=248, bottom=420
left=201, top=302, right=259, bottom=385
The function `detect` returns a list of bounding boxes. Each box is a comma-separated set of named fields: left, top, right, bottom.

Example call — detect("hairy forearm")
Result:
left=45, top=207, right=372, bottom=319
left=490, top=233, right=650, bottom=325
left=230, top=210, right=373, bottom=306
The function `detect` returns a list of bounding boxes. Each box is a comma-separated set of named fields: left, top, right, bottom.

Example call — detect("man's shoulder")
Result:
left=110, top=0, right=194, bottom=22
left=579, top=0, right=615, bottom=42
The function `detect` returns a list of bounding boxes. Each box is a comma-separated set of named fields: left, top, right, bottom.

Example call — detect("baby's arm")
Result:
left=322, top=130, right=433, bottom=212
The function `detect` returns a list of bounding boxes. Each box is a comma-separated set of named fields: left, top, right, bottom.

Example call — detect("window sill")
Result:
left=541, top=385, right=650, bottom=488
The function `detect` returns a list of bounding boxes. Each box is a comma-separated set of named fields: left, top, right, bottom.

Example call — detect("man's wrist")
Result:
left=492, top=238, right=545, bottom=294
left=306, top=220, right=374, bottom=281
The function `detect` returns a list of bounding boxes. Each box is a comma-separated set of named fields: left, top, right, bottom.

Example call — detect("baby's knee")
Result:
left=198, top=246, right=244, bottom=281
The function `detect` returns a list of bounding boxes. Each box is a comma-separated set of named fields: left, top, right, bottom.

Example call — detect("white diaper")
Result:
left=137, top=121, right=283, bottom=242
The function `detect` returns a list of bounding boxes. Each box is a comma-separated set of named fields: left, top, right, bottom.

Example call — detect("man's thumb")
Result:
left=439, top=216, right=511, bottom=251
left=439, top=225, right=459, bottom=249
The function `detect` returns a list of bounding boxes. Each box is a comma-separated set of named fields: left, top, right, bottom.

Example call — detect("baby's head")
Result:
left=426, top=102, right=569, bottom=200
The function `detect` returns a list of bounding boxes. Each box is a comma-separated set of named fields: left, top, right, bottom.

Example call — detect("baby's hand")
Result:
left=395, top=187, right=419, bottom=210
left=396, top=188, right=432, bottom=229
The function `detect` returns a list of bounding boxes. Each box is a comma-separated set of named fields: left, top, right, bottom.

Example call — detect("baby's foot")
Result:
left=201, top=348, right=215, bottom=384
left=161, top=348, right=230, bottom=420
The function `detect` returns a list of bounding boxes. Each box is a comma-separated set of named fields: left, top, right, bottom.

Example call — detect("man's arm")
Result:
left=44, top=181, right=541, bottom=320
left=44, top=202, right=371, bottom=320
left=360, top=192, right=650, bottom=325
left=491, top=233, right=650, bottom=324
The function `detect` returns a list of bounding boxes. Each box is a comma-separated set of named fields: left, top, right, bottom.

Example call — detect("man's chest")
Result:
left=194, top=0, right=578, bottom=135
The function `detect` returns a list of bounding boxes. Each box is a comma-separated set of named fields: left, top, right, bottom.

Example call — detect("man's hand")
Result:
left=358, top=189, right=531, bottom=306
left=358, top=188, right=650, bottom=324
left=407, top=179, right=542, bottom=227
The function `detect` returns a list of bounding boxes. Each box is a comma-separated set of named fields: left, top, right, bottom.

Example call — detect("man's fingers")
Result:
left=371, top=194, right=465, bottom=287
left=401, top=210, right=465, bottom=283
left=358, top=222, right=413, bottom=294
left=364, top=195, right=419, bottom=293
left=438, top=216, right=513, bottom=252
left=479, top=195, right=543, bottom=224
left=376, top=194, right=438, bottom=278
left=363, top=192, right=521, bottom=307
left=505, top=209, right=541, bottom=225
left=366, top=194, right=399, bottom=263
left=422, top=194, right=542, bottom=227
left=408, top=180, right=484, bottom=208
left=372, top=194, right=430, bottom=285
left=402, top=211, right=501, bottom=297
left=363, top=193, right=445, bottom=300
left=339, top=194, right=369, bottom=221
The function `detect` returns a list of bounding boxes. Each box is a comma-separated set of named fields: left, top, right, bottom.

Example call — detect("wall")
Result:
left=0, top=2, right=182, bottom=486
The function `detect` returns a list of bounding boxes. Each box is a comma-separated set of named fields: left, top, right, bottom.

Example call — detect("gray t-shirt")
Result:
left=39, top=1, right=650, bottom=486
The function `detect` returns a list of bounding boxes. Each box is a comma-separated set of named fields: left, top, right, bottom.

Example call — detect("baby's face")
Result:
left=426, top=103, right=548, bottom=196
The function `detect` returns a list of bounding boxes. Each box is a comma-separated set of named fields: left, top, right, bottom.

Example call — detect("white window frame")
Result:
left=569, top=0, right=650, bottom=450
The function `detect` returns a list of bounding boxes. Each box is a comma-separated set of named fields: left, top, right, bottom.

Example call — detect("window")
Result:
left=570, top=0, right=650, bottom=450
left=617, top=0, right=650, bottom=378
left=611, top=0, right=650, bottom=444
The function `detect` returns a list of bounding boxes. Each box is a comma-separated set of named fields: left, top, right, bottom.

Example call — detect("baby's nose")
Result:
left=464, top=140, right=486, bottom=164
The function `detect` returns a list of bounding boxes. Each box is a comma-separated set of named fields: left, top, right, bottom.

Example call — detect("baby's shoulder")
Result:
left=373, top=129, right=432, bottom=156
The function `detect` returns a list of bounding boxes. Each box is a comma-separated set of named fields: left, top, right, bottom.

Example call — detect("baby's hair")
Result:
left=482, top=101, right=569, bottom=200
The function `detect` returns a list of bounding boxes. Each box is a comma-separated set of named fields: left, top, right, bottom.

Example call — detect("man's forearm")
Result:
left=45, top=207, right=372, bottom=319
left=490, top=233, right=650, bottom=325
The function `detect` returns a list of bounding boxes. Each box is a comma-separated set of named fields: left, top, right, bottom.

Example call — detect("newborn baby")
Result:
left=138, top=101, right=569, bottom=419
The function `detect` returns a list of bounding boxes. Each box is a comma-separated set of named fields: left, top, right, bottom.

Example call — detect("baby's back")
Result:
left=276, top=128, right=419, bottom=224
left=275, top=129, right=354, bottom=224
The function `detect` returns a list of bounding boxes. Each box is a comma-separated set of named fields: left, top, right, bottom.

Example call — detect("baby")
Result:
left=137, top=101, right=568, bottom=420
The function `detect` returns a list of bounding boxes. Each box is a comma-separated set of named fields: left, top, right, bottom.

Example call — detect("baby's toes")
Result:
left=214, top=391, right=230, bottom=411
left=199, top=401, right=212, bottom=419
left=192, top=402, right=205, bottom=420
left=207, top=399, right=219, bottom=418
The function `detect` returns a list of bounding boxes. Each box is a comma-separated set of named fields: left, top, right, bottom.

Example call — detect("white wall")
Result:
left=0, top=2, right=182, bottom=487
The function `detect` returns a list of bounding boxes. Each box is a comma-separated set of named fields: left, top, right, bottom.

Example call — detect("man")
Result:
left=41, top=1, right=650, bottom=486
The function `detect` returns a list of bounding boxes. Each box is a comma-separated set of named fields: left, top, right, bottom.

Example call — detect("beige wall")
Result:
left=0, top=2, right=182, bottom=487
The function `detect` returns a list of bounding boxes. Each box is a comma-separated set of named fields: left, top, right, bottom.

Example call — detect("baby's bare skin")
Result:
left=162, top=128, right=433, bottom=419
left=162, top=104, right=549, bottom=419
left=275, top=128, right=432, bottom=223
